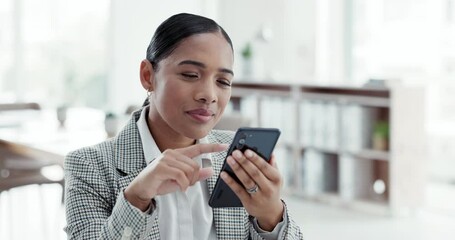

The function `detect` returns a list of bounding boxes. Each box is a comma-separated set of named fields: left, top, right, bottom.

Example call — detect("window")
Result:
left=0, top=0, right=109, bottom=108
left=351, top=0, right=455, bottom=124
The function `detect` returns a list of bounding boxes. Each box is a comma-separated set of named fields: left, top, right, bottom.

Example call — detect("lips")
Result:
left=186, top=108, right=215, bottom=123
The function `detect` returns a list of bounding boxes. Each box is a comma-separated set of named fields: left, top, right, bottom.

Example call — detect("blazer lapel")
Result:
left=206, top=151, right=224, bottom=195
left=113, top=110, right=147, bottom=191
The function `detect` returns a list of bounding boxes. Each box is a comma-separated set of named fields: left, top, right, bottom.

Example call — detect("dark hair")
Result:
left=142, top=13, right=234, bottom=107
left=147, top=13, right=233, bottom=68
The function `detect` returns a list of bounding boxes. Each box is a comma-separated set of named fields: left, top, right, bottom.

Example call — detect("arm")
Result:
left=65, top=143, right=228, bottom=239
left=248, top=201, right=303, bottom=240
left=64, top=150, right=158, bottom=239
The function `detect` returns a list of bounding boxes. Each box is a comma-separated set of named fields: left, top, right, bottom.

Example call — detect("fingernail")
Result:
left=245, top=150, right=253, bottom=158
left=227, top=157, right=236, bottom=165
left=220, top=172, right=227, bottom=179
left=233, top=150, right=242, bottom=158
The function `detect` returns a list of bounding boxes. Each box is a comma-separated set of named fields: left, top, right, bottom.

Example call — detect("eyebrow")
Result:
left=178, top=60, right=234, bottom=76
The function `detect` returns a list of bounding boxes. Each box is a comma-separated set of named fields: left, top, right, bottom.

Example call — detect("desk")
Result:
left=0, top=108, right=109, bottom=188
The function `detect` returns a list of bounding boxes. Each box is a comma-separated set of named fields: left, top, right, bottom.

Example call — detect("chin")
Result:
left=185, top=126, right=213, bottom=140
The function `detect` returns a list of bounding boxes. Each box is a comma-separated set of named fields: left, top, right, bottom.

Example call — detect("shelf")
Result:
left=230, top=81, right=426, bottom=216
left=231, top=84, right=292, bottom=98
left=231, top=81, right=390, bottom=107
left=300, top=146, right=389, bottom=161
left=300, top=92, right=390, bottom=107
left=301, top=146, right=339, bottom=155
left=349, top=149, right=390, bottom=161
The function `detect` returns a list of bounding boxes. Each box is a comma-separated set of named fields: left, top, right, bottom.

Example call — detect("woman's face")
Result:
left=148, top=32, right=234, bottom=141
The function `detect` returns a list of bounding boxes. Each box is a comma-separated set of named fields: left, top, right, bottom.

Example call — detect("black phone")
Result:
left=209, top=127, right=281, bottom=208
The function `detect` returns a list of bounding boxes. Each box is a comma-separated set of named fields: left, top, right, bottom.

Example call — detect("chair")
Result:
left=0, top=141, right=64, bottom=192
left=0, top=140, right=64, bottom=240
left=0, top=102, right=64, bottom=201
left=0, top=102, right=65, bottom=239
left=0, top=141, right=65, bottom=204
left=0, top=102, right=41, bottom=111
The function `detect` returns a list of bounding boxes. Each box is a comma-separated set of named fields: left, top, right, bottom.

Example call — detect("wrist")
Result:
left=256, top=201, right=284, bottom=231
left=124, top=186, right=153, bottom=212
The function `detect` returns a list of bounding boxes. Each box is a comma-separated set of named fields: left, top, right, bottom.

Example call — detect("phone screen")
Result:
left=209, top=127, right=281, bottom=208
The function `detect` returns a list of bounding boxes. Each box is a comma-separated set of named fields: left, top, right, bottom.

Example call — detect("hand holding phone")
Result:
left=209, top=127, right=280, bottom=208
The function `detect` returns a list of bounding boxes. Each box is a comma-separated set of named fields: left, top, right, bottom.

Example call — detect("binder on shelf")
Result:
left=300, top=101, right=315, bottom=146
left=274, top=147, right=292, bottom=189
left=312, top=102, right=326, bottom=149
left=260, top=96, right=281, bottom=128
left=341, top=105, right=365, bottom=152
left=322, top=154, right=339, bottom=192
left=339, top=154, right=374, bottom=201
left=264, top=97, right=294, bottom=143
left=324, top=103, right=340, bottom=151
left=280, top=98, right=295, bottom=143
left=302, top=149, right=324, bottom=196
left=239, top=96, right=259, bottom=126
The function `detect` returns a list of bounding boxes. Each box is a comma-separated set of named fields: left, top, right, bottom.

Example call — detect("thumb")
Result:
left=198, top=167, right=214, bottom=181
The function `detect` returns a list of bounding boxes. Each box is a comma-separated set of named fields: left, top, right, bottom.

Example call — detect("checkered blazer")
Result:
left=64, top=109, right=303, bottom=239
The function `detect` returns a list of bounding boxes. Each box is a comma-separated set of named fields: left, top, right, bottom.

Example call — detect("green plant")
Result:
left=105, top=112, right=116, bottom=119
left=373, top=121, right=389, bottom=138
left=241, top=42, right=252, bottom=59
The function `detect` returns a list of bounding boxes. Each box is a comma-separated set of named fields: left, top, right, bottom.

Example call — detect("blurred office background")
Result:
left=1, top=0, right=455, bottom=239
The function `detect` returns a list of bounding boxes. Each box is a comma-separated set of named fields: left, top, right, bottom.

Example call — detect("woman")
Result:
left=64, top=13, right=303, bottom=239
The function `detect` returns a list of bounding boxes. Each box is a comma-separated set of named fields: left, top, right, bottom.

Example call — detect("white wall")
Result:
left=107, top=0, right=217, bottom=113
left=217, top=0, right=317, bottom=82
left=217, top=0, right=285, bottom=81
left=283, top=0, right=317, bottom=82
left=314, top=0, right=350, bottom=84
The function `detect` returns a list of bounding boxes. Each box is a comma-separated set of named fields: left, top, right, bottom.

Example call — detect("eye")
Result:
left=181, top=73, right=199, bottom=79
left=217, top=79, right=232, bottom=87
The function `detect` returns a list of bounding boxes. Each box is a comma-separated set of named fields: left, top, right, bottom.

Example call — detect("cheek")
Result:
left=154, top=83, right=181, bottom=113
left=160, top=87, right=185, bottom=108
left=218, top=91, right=231, bottom=110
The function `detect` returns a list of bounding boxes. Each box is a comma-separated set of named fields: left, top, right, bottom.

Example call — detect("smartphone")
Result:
left=209, top=127, right=281, bottom=208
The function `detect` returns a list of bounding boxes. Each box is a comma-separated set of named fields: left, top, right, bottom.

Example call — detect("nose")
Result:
left=195, top=80, right=217, bottom=104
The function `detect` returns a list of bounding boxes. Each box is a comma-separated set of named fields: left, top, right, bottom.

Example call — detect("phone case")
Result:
left=208, top=127, right=281, bottom=208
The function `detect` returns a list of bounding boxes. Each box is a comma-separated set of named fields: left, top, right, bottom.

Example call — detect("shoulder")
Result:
left=64, top=139, right=115, bottom=171
left=66, top=139, right=115, bottom=160
left=207, top=129, right=235, bottom=144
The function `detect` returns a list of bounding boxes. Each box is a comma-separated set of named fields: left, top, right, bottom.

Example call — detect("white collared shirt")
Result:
left=136, top=106, right=217, bottom=240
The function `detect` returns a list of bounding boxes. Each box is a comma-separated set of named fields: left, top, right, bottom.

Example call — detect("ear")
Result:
left=139, top=59, right=155, bottom=91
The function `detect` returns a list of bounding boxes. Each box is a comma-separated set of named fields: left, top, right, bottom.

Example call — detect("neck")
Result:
left=146, top=113, right=195, bottom=152
left=154, top=131, right=195, bottom=151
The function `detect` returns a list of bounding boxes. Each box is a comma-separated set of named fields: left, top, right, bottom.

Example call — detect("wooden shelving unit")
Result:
left=230, top=81, right=426, bottom=216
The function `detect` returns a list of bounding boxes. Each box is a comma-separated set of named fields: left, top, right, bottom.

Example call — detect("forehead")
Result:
left=161, top=32, right=234, bottom=69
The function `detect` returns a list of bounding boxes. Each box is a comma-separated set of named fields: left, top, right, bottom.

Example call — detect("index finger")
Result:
left=177, top=143, right=229, bottom=158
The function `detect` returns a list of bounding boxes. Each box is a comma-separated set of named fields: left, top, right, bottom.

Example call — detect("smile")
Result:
left=186, top=109, right=215, bottom=123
